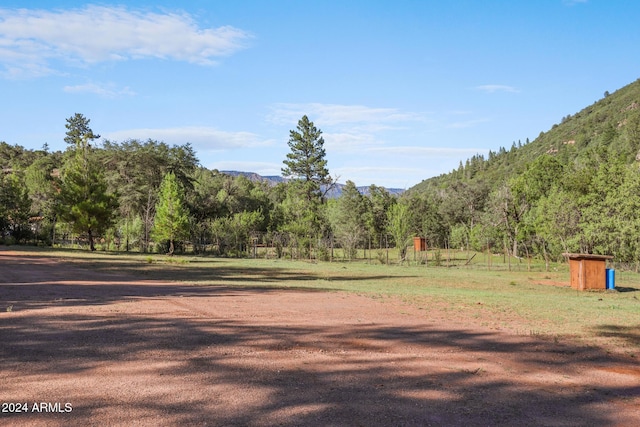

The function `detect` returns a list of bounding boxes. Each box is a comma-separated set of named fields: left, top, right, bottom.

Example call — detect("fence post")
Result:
left=385, top=235, right=389, bottom=265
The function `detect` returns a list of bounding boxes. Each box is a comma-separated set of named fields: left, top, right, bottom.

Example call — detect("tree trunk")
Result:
left=168, top=239, right=175, bottom=256
left=144, top=190, right=153, bottom=253
left=88, top=229, right=96, bottom=251
left=542, top=243, right=550, bottom=272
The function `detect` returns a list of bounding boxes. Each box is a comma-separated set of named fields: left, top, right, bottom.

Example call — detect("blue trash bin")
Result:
left=605, top=268, right=615, bottom=290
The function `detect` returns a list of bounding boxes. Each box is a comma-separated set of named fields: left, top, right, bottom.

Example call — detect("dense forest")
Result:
left=2, top=78, right=640, bottom=267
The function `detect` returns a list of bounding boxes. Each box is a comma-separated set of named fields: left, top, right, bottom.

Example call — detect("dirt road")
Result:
left=1, top=250, right=638, bottom=426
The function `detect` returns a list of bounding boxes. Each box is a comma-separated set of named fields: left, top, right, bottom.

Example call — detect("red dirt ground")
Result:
left=1, top=249, right=639, bottom=426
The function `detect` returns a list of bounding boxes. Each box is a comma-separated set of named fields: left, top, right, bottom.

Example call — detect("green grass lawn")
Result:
left=7, top=246, right=640, bottom=354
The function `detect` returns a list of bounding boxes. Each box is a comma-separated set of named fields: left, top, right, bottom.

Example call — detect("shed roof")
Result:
left=562, top=253, right=613, bottom=260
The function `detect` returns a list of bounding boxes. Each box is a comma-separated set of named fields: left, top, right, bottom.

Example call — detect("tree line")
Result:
left=3, top=107, right=640, bottom=268
left=0, top=114, right=407, bottom=259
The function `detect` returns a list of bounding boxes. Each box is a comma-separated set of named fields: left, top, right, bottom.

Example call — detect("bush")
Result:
left=316, top=240, right=331, bottom=262
left=434, top=249, right=442, bottom=267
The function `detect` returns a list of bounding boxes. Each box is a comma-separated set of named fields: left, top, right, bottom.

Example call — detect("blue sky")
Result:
left=1, top=1, right=639, bottom=188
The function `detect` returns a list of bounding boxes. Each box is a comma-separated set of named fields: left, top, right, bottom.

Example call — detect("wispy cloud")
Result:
left=0, top=5, right=251, bottom=78
left=475, top=84, right=520, bottom=94
left=267, top=103, right=431, bottom=152
left=63, top=82, right=136, bottom=98
left=267, top=103, right=427, bottom=126
left=103, top=126, right=273, bottom=150
left=322, top=132, right=384, bottom=151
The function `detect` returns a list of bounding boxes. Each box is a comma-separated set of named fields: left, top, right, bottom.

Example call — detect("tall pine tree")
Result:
left=282, top=115, right=332, bottom=202
left=281, top=115, right=332, bottom=238
left=57, top=114, right=117, bottom=251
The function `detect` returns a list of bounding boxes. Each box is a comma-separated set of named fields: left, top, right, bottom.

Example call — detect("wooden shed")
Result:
left=413, top=237, right=426, bottom=252
left=563, top=253, right=613, bottom=291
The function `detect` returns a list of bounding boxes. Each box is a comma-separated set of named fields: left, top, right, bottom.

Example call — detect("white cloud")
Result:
left=475, top=84, right=520, bottom=94
left=63, top=82, right=136, bottom=98
left=0, top=5, right=251, bottom=78
left=103, top=126, right=273, bottom=150
left=322, top=131, right=383, bottom=151
left=267, top=102, right=432, bottom=153
left=267, top=103, right=427, bottom=126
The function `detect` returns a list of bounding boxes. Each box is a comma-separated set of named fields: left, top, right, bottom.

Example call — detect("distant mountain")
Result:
left=221, top=170, right=405, bottom=198
left=221, top=170, right=288, bottom=185
left=325, top=182, right=405, bottom=198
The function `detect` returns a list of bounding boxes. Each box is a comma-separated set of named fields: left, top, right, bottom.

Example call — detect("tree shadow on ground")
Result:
left=1, top=282, right=335, bottom=311
left=593, top=324, right=640, bottom=347
left=0, top=250, right=414, bottom=314
left=2, top=250, right=640, bottom=425
left=2, top=307, right=639, bottom=426
left=0, top=250, right=409, bottom=288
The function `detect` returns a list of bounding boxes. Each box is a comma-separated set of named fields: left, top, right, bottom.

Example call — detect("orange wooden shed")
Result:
left=563, top=253, right=613, bottom=291
left=413, top=237, right=426, bottom=252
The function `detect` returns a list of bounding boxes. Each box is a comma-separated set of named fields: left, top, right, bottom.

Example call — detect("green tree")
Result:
left=0, top=172, right=32, bottom=243
left=282, top=115, right=332, bottom=203
left=25, top=155, right=58, bottom=218
left=207, top=211, right=265, bottom=257
left=280, top=116, right=332, bottom=243
left=57, top=115, right=117, bottom=251
left=116, top=214, right=144, bottom=252
left=532, top=187, right=581, bottom=263
left=230, top=210, right=264, bottom=255
left=64, top=113, right=100, bottom=148
left=24, top=154, right=60, bottom=244
left=101, top=139, right=198, bottom=252
left=57, top=155, right=117, bottom=251
left=579, top=162, right=640, bottom=263
left=0, top=141, right=39, bottom=170
left=510, top=155, right=564, bottom=205
left=485, top=184, right=527, bottom=258
left=624, top=112, right=640, bottom=162
left=406, top=193, right=447, bottom=248
left=365, top=185, right=395, bottom=247
left=57, top=154, right=117, bottom=251
left=279, top=181, right=327, bottom=241
left=438, top=180, right=488, bottom=251
left=328, top=181, right=367, bottom=260
left=387, top=201, right=412, bottom=261
left=152, top=171, right=189, bottom=255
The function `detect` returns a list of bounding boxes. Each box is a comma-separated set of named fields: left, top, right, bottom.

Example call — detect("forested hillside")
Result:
left=406, top=78, right=640, bottom=268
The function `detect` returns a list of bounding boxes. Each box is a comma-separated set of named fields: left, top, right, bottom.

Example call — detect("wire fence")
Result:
left=47, top=229, right=573, bottom=273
